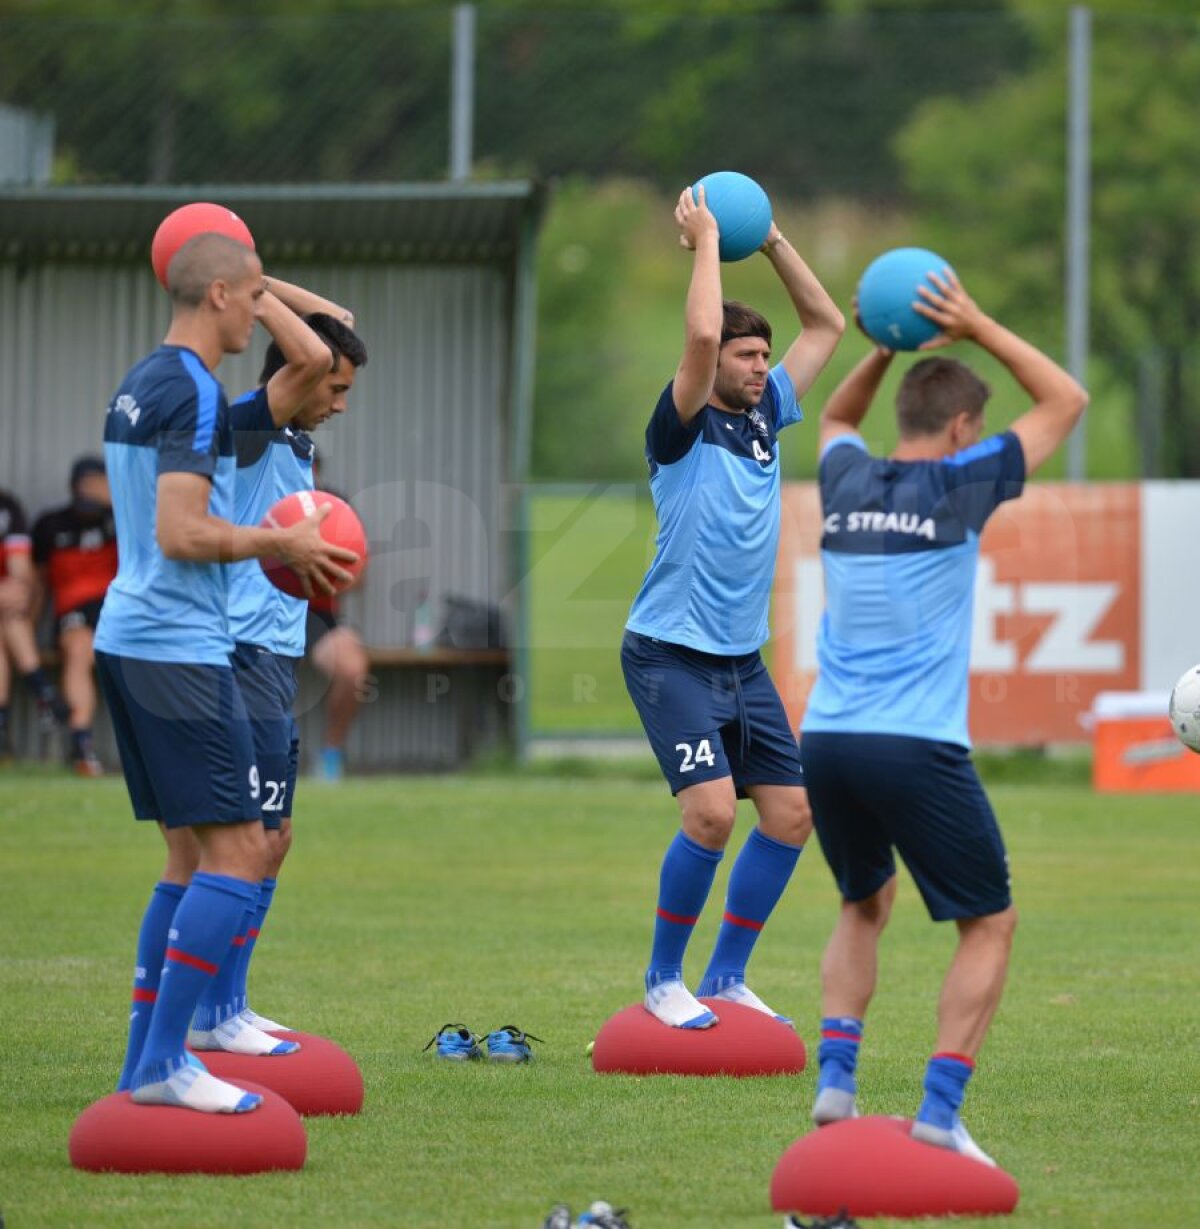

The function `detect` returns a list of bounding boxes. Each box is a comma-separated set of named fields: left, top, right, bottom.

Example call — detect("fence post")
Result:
left=449, top=3, right=476, bottom=181
left=1065, top=4, right=1091, bottom=480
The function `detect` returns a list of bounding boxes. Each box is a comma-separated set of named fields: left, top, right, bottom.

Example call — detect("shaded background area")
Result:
left=3, top=1, right=1199, bottom=482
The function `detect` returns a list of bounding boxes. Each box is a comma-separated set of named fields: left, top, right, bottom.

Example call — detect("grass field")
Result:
left=3, top=770, right=1198, bottom=1228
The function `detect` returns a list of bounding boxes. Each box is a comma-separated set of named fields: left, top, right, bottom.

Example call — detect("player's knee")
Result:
left=847, top=878, right=896, bottom=929
left=682, top=801, right=737, bottom=847
left=266, top=822, right=293, bottom=874
left=775, top=790, right=813, bottom=845
left=992, top=905, right=1018, bottom=943
left=342, top=644, right=369, bottom=683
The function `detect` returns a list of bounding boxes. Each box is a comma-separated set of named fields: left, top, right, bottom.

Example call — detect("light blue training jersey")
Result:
left=801, top=432, right=1026, bottom=748
left=94, top=344, right=236, bottom=666
left=227, top=387, right=314, bottom=657
left=626, top=364, right=802, bottom=656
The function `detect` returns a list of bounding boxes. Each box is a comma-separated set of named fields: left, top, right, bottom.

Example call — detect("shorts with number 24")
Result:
left=621, top=630, right=804, bottom=797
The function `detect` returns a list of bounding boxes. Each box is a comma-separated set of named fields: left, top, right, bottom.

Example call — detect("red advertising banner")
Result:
left=774, top=483, right=1141, bottom=745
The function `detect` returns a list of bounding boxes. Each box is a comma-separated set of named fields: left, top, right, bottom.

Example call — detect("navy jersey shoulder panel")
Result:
left=646, top=382, right=703, bottom=472
left=232, top=387, right=278, bottom=468
left=939, top=431, right=1026, bottom=533
left=820, top=432, right=1024, bottom=556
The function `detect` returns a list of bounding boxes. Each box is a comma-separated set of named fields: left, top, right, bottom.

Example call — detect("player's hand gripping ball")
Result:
left=151, top=202, right=256, bottom=288
left=856, top=246, right=955, bottom=351
left=692, top=171, right=773, bottom=262
left=1168, top=664, right=1200, bottom=753
left=259, top=490, right=367, bottom=599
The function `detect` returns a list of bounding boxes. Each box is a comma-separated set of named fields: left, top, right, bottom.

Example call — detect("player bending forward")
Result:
left=186, top=284, right=367, bottom=1055
left=622, top=185, right=844, bottom=1029
left=96, top=234, right=356, bottom=1112
left=802, top=271, right=1087, bottom=1161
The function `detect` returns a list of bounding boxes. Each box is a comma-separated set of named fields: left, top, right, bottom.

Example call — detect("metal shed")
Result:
left=0, top=181, right=544, bottom=771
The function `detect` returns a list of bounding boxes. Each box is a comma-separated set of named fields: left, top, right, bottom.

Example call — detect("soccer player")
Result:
left=186, top=287, right=367, bottom=1052
left=0, top=487, right=71, bottom=757
left=622, top=186, right=845, bottom=1029
left=801, top=270, right=1087, bottom=1162
left=31, top=456, right=119, bottom=775
left=96, top=232, right=358, bottom=1112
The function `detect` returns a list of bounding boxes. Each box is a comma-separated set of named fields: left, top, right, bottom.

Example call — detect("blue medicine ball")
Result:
left=693, top=171, right=773, bottom=263
left=856, top=247, right=954, bottom=351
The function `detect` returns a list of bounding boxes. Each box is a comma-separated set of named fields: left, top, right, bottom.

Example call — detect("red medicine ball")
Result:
left=259, top=490, right=367, bottom=599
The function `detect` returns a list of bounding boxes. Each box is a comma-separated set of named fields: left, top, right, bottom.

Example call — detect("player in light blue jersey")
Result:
left=96, top=233, right=359, bottom=1113
left=623, top=185, right=844, bottom=1030
left=802, top=271, right=1087, bottom=1163
left=188, top=288, right=367, bottom=1054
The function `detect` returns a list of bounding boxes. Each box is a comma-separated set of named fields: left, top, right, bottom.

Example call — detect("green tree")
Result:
left=897, top=3, right=1200, bottom=475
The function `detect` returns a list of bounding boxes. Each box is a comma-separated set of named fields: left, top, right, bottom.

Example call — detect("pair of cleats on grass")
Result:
left=643, top=975, right=792, bottom=1030
left=426, top=1024, right=541, bottom=1063
left=811, top=1083, right=996, bottom=1168
left=130, top=1007, right=294, bottom=1115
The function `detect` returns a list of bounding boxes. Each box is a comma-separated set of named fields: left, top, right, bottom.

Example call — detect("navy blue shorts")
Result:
left=96, top=650, right=260, bottom=830
left=231, top=642, right=300, bottom=829
left=799, top=731, right=1011, bottom=921
left=621, top=630, right=804, bottom=796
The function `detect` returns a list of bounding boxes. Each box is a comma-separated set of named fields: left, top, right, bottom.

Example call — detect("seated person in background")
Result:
left=306, top=589, right=370, bottom=782
left=307, top=459, right=370, bottom=783
left=0, top=487, right=71, bottom=759
left=32, top=456, right=118, bottom=775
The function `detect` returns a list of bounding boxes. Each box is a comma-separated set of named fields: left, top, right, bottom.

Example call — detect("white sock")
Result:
left=644, top=979, right=718, bottom=1029
left=188, top=1015, right=300, bottom=1056
left=131, top=1064, right=261, bottom=1113
left=706, top=980, right=792, bottom=1023
left=239, top=1007, right=289, bottom=1033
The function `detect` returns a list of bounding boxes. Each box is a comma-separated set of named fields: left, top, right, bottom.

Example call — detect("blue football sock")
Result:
left=916, top=1052, right=975, bottom=1129
left=699, top=827, right=802, bottom=993
left=646, top=831, right=723, bottom=986
left=233, top=876, right=276, bottom=1013
left=817, top=1016, right=864, bottom=1094
left=131, top=871, right=259, bottom=1087
left=116, top=880, right=185, bottom=1092
left=192, top=883, right=260, bottom=1030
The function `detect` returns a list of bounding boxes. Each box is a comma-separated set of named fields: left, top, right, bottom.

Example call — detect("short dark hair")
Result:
left=259, top=313, right=368, bottom=384
left=167, top=233, right=257, bottom=307
left=896, top=357, right=990, bottom=438
left=69, top=454, right=105, bottom=490
left=721, top=300, right=772, bottom=348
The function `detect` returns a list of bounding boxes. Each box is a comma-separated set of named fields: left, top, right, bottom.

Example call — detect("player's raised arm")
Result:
left=671, top=186, right=724, bottom=424
left=264, top=275, right=354, bottom=328
left=913, top=270, right=1088, bottom=474
left=764, top=224, right=845, bottom=400
left=155, top=471, right=356, bottom=596
left=818, top=303, right=893, bottom=451
left=253, top=290, right=336, bottom=427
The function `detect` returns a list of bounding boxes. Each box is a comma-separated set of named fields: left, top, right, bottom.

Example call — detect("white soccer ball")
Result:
left=1168, top=665, right=1200, bottom=752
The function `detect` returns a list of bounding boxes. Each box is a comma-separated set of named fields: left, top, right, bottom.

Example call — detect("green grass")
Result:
left=3, top=773, right=1198, bottom=1227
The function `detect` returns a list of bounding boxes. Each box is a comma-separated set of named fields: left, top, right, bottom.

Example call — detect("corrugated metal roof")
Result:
left=0, top=181, right=544, bottom=264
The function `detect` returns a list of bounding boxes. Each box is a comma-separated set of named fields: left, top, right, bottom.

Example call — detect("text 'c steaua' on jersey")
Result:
left=93, top=344, right=236, bottom=665
left=226, top=386, right=315, bottom=657
left=626, top=364, right=803, bottom=657
left=801, top=431, right=1026, bottom=748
